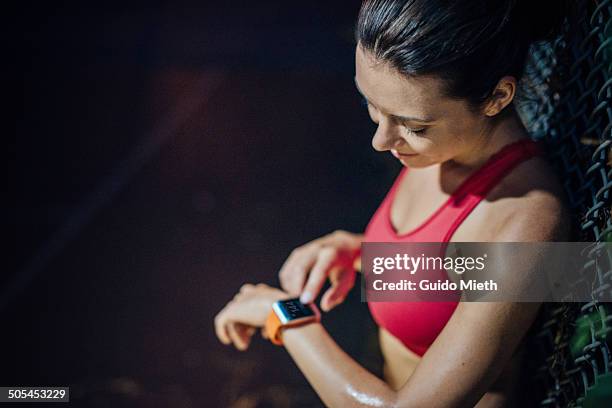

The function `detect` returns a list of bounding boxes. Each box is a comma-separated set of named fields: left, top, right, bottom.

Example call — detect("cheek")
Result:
left=403, top=133, right=435, bottom=153
left=406, top=127, right=468, bottom=160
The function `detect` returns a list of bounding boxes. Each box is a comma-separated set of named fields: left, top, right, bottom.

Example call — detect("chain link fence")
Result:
left=517, top=0, right=611, bottom=405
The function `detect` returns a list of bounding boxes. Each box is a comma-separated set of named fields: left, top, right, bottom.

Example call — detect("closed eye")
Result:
left=359, top=95, right=429, bottom=134
left=405, top=126, right=426, bottom=134
left=397, top=117, right=428, bottom=135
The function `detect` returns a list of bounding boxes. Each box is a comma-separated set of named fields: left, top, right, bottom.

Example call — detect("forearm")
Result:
left=282, top=322, right=397, bottom=408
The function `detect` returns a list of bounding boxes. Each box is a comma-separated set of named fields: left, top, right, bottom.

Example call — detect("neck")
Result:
left=446, top=109, right=528, bottom=172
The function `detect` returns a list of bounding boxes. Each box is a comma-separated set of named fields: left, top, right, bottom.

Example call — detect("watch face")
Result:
left=274, top=298, right=316, bottom=324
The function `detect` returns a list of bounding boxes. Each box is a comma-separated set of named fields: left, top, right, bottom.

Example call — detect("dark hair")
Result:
left=356, top=0, right=568, bottom=110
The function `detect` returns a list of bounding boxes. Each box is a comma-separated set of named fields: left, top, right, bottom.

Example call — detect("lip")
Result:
left=391, top=149, right=417, bottom=158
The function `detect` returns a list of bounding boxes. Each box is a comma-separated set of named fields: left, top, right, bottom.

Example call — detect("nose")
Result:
left=371, top=118, right=404, bottom=152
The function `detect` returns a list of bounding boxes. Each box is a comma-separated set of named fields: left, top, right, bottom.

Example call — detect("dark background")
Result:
left=10, top=2, right=400, bottom=407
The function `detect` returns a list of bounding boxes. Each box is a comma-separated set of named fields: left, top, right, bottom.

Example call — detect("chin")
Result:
left=400, top=157, right=435, bottom=168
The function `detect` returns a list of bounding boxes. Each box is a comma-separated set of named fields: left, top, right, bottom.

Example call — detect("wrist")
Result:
left=261, top=289, right=291, bottom=310
left=264, top=297, right=321, bottom=346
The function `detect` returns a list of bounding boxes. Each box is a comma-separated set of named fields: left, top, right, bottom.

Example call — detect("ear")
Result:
left=483, top=76, right=517, bottom=116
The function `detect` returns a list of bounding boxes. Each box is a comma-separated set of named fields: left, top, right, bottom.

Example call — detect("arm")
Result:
left=283, top=323, right=395, bottom=407
left=216, top=196, right=567, bottom=407
left=277, top=198, right=567, bottom=407
left=281, top=301, right=539, bottom=408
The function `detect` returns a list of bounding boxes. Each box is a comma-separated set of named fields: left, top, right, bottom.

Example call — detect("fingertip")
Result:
left=300, top=292, right=313, bottom=304
left=320, top=288, right=334, bottom=310
left=215, top=324, right=232, bottom=345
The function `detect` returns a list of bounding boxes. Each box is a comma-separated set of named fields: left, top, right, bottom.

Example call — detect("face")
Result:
left=355, top=43, right=490, bottom=168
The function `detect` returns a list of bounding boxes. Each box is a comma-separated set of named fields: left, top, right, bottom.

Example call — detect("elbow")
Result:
left=334, top=384, right=398, bottom=408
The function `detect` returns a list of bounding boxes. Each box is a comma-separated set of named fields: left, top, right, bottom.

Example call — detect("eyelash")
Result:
left=404, top=126, right=426, bottom=134
left=361, top=97, right=427, bottom=134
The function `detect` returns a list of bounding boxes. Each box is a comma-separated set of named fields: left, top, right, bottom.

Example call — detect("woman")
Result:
left=214, top=0, right=570, bottom=406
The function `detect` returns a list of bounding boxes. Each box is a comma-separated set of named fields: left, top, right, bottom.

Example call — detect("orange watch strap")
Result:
left=264, top=308, right=284, bottom=345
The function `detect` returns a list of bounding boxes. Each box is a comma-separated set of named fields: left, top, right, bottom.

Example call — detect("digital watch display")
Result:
left=264, top=297, right=320, bottom=345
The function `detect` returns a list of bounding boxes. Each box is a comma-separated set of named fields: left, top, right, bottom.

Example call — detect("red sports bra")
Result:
left=363, top=138, right=542, bottom=356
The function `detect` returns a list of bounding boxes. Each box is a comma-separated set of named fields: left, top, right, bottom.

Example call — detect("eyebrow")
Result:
left=354, top=76, right=435, bottom=124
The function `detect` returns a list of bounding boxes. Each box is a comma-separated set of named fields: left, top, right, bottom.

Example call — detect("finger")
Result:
left=320, top=286, right=340, bottom=313
left=214, top=311, right=231, bottom=345
left=235, top=323, right=255, bottom=349
left=245, top=325, right=257, bottom=337
left=278, top=250, right=303, bottom=295
left=320, top=265, right=342, bottom=311
left=300, top=246, right=336, bottom=304
left=280, top=248, right=316, bottom=295
left=236, top=323, right=256, bottom=337
left=227, top=322, right=248, bottom=351
left=320, top=266, right=355, bottom=311
left=279, top=246, right=319, bottom=296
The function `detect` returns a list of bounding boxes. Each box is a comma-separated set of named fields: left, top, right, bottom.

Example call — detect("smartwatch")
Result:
left=264, top=297, right=321, bottom=346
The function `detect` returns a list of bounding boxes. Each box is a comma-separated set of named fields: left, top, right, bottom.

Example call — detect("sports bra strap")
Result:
left=440, top=138, right=542, bottom=241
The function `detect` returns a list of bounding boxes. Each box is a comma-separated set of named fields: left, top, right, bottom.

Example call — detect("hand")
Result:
left=278, top=230, right=362, bottom=312
left=214, top=283, right=289, bottom=351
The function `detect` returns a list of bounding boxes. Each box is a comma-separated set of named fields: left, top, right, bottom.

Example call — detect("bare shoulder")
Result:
left=482, top=155, right=571, bottom=242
